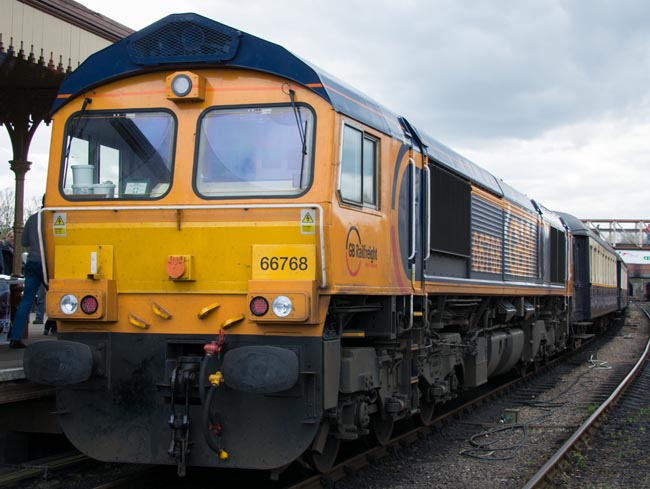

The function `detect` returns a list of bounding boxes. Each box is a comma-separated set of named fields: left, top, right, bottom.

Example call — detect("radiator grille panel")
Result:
left=127, top=19, right=240, bottom=65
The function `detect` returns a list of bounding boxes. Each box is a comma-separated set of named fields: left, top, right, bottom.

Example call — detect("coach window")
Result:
left=339, top=123, right=378, bottom=207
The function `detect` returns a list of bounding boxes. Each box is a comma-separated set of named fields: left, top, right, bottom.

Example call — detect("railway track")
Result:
left=522, top=303, right=650, bottom=488
left=5, top=305, right=647, bottom=489
left=0, top=454, right=167, bottom=489
left=0, top=452, right=90, bottom=487
left=289, top=315, right=638, bottom=488
left=0, top=376, right=531, bottom=489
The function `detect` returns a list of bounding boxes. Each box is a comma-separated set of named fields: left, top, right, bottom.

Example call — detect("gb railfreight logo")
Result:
left=345, top=226, right=378, bottom=276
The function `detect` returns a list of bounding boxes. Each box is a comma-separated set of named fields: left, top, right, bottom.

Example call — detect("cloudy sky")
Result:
left=2, top=0, right=650, bottom=218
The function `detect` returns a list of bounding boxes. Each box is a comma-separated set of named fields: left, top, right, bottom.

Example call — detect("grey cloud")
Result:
left=8, top=0, right=649, bottom=218
left=77, top=0, right=650, bottom=146
left=298, top=1, right=650, bottom=144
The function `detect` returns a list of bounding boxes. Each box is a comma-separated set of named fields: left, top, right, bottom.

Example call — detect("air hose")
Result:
left=202, top=383, right=228, bottom=460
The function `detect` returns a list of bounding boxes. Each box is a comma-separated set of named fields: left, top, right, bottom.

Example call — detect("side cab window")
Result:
left=338, top=122, right=378, bottom=208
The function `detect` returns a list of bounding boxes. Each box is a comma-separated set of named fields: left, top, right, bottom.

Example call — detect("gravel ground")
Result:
left=14, top=461, right=154, bottom=489
left=553, top=304, right=650, bottom=489
left=335, top=303, right=649, bottom=489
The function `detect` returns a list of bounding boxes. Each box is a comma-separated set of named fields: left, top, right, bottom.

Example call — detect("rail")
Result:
left=0, top=452, right=89, bottom=487
left=522, top=304, right=650, bottom=488
left=289, top=369, right=541, bottom=489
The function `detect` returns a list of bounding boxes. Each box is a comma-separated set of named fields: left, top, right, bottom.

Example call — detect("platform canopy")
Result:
left=0, top=0, right=132, bottom=272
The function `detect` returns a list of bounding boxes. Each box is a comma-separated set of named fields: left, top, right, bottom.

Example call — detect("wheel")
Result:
left=515, top=363, right=528, bottom=378
left=414, top=381, right=436, bottom=426
left=307, top=435, right=340, bottom=472
left=369, top=413, right=394, bottom=445
left=414, top=399, right=435, bottom=426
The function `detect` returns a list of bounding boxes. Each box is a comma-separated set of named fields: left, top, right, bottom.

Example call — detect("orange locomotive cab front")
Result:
left=28, top=52, right=342, bottom=470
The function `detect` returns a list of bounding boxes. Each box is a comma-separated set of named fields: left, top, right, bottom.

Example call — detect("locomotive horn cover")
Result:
left=222, top=346, right=299, bottom=394
left=24, top=340, right=93, bottom=385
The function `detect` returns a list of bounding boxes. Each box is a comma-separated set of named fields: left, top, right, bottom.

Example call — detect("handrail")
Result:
left=424, top=164, right=431, bottom=262
left=408, top=158, right=416, bottom=261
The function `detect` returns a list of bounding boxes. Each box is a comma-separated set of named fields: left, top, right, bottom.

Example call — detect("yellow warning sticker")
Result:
left=53, top=212, right=66, bottom=237
left=300, top=209, right=315, bottom=235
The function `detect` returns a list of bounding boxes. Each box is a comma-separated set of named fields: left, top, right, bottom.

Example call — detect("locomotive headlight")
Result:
left=60, top=294, right=79, bottom=315
left=166, top=71, right=205, bottom=102
left=170, top=73, right=192, bottom=97
left=46, top=281, right=115, bottom=321
left=271, top=295, right=293, bottom=318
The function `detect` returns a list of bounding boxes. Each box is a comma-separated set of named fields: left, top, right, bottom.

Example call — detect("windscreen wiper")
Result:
left=64, top=97, right=92, bottom=163
left=288, top=89, right=307, bottom=156
left=62, top=97, right=93, bottom=183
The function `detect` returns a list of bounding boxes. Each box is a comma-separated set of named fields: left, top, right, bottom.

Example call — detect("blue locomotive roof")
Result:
left=52, top=13, right=404, bottom=138
left=537, top=203, right=566, bottom=229
left=498, top=180, right=538, bottom=214
left=420, top=135, right=503, bottom=195
left=53, top=12, right=505, bottom=196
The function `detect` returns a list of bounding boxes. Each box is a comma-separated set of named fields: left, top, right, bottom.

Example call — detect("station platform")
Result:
left=0, top=313, right=56, bottom=383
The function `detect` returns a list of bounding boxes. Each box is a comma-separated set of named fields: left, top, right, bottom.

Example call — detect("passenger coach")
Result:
left=558, top=212, right=629, bottom=329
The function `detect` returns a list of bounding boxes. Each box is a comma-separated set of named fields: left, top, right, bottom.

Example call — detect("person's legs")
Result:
left=44, top=318, right=57, bottom=335
left=34, top=284, right=46, bottom=324
left=10, top=262, right=44, bottom=344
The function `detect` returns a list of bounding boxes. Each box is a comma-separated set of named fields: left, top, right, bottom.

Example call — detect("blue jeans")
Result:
left=35, top=284, right=46, bottom=321
left=10, top=261, right=45, bottom=341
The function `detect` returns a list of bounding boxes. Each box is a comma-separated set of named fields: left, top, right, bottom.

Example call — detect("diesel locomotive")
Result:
left=24, top=13, right=627, bottom=476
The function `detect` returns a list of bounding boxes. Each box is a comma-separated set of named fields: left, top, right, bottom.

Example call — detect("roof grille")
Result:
left=127, top=17, right=240, bottom=65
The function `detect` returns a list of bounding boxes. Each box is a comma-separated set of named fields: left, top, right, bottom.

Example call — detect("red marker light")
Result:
left=80, top=295, right=99, bottom=315
left=249, top=296, right=269, bottom=316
